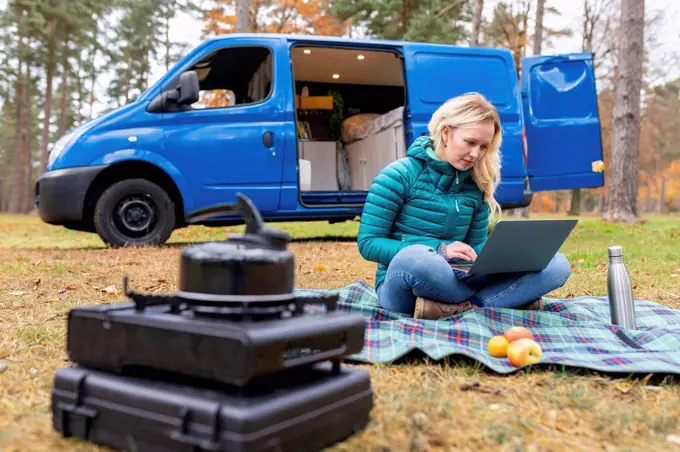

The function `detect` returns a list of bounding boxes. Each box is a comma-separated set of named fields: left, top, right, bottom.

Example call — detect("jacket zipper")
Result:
left=455, top=170, right=460, bottom=212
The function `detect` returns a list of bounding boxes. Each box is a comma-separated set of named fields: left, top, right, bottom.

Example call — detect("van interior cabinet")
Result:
left=344, top=122, right=406, bottom=191
left=298, top=141, right=339, bottom=191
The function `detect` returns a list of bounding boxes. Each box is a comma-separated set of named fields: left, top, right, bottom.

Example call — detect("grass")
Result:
left=1, top=212, right=680, bottom=451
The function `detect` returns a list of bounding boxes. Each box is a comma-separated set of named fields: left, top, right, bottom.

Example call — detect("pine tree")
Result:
left=331, top=0, right=469, bottom=43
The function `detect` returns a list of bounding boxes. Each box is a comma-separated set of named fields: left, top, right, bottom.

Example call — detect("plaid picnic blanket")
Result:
left=296, top=280, right=680, bottom=375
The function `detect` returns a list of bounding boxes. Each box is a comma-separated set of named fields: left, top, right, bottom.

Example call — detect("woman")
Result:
left=357, top=93, right=572, bottom=320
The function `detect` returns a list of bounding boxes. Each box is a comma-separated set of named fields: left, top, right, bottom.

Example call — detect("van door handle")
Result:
left=263, top=131, right=273, bottom=148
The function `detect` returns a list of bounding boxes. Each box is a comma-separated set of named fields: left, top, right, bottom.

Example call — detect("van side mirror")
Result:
left=147, top=70, right=200, bottom=113
left=177, top=71, right=199, bottom=105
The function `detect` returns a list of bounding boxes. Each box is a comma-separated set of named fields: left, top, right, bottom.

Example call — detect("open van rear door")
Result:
left=521, top=52, right=605, bottom=191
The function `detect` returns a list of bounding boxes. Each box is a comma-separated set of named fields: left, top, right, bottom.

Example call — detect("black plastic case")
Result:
left=65, top=298, right=366, bottom=386
left=52, top=363, right=373, bottom=452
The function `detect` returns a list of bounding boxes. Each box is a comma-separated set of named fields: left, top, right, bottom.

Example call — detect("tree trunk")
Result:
left=58, top=62, right=70, bottom=137
left=568, top=188, right=582, bottom=215
left=514, top=0, right=547, bottom=219
left=235, top=0, right=250, bottom=33
left=645, top=182, right=652, bottom=212
left=401, top=0, right=413, bottom=36
left=0, top=137, right=8, bottom=211
left=533, top=0, right=545, bottom=55
left=0, top=149, right=4, bottom=210
left=570, top=0, right=598, bottom=217
left=88, top=26, right=98, bottom=120
left=76, top=62, right=83, bottom=124
left=402, top=0, right=413, bottom=35
left=123, top=47, right=131, bottom=105
left=8, top=9, right=26, bottom=214
left=657, top=176, right=666, bottom=213
left=471, top=0, right=484, bottom=46
left=165, top=12, right=171, bottom=71
left=40, top=19, right=57, bottom=172
left=22, top=69, right=33, bottom=213
left=603, top=0, right=644, bottom=223
left=144, top=51, right=150, bottom=93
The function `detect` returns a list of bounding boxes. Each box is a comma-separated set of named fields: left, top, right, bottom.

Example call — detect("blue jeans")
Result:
left=376, top=244, right=572, bottom=314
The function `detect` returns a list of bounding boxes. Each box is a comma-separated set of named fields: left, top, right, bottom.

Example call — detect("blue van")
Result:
left=35, top=33, right=604, bottom=246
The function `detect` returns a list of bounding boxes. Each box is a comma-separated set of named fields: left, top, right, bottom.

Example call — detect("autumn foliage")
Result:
left=202, top=0, right=350, bottom=38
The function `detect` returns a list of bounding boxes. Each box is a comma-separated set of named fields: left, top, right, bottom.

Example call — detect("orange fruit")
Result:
left=503, top=326, right=534, bottom=343
left=487, top=335, right=509, bottom=358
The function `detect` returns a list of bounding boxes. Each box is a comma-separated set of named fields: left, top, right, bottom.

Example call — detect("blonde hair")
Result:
left=427, top=92, right=503, bottom=219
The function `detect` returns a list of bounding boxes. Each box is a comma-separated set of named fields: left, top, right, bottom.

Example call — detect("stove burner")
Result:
left=123, top=276, right=337, bottom=322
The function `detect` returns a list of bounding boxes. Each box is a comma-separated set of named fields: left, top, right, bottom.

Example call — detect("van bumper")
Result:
left=502, top=190, right=534, bottom=210
left=35, top=165, right=106, bottom=224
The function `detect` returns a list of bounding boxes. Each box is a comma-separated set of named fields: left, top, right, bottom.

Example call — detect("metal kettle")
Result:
left=177, top=193, right=296, bottom=307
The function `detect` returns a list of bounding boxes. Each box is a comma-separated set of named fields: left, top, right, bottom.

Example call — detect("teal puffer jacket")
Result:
left=357, top=136, right=490, bottom=289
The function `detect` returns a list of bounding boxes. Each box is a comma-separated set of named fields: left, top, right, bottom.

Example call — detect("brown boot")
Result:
left=517, top=298, right=544, bottom=310
left=413, top=297, right=474, bottom=320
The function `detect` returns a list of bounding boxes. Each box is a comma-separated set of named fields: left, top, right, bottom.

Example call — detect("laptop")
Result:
left=449, top=219, right=577, bottom=275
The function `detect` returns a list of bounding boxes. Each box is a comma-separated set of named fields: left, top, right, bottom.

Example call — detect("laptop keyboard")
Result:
left=449, top=262, right=473, bottom=272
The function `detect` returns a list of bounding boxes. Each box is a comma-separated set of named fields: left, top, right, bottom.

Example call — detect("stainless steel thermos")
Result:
left=607, top=245, right=637, bottom=330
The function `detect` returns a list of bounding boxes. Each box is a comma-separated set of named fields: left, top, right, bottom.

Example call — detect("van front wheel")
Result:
left=93, top=179, right=175, bottom=247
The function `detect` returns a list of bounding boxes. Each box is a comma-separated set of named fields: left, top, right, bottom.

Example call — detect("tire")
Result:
left=93, top=179, right=175, bottom=247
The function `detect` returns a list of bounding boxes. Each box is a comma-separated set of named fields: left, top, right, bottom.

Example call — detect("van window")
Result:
left=186, top=46, right=273, bottom=110
left=411, top=52, right=512, bottom=106
left=527, top=60, right=597, bottom=120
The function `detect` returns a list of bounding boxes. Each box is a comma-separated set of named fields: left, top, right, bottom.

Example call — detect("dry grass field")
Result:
left=1, top=213, right=680, bottom=451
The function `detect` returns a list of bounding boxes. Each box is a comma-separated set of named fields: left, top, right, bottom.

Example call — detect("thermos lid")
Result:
left=608, top=245, right=623, bottom=257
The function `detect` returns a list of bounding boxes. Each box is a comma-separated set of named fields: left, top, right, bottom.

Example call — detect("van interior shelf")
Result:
left=297, top=109, right=332, bottom=116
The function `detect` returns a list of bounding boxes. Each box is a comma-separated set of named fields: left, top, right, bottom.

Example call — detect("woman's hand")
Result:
left=445, top=241, right=477, bottom=261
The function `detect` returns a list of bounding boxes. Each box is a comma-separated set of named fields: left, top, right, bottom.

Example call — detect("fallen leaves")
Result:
left=143, top=279, right=170, bottom=293
left=667, top=435, right=680, bottom=446
left=460, top=381, right=505, bottom=396
left=2, top=216, right=680, bottom=451
left=411, top=412, right=430, bottom=431
left=614, top=382, right=632, bottom=394
left=100, top=285, right=117, bottom=294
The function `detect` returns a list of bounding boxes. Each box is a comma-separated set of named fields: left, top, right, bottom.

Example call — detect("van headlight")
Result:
left=47, top=130, right=78, bottom=168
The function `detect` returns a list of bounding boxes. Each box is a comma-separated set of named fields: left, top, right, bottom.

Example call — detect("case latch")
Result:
left=169, top=407, right=221, bottom=451
left=57, top=372, right=98, bottom=438
left=58, top=402, right=98, bottom=438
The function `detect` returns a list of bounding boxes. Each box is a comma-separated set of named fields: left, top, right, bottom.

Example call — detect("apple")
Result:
left=487, top=335, right=509, bottom=358
left=507, top=338, right=542, bottom=367
left=503, top=326, right=534, bottom=343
